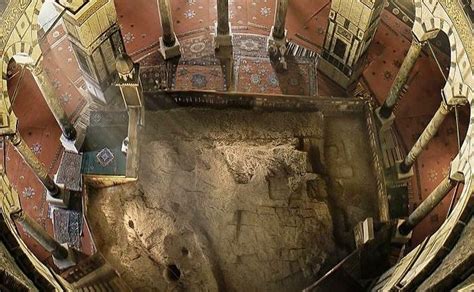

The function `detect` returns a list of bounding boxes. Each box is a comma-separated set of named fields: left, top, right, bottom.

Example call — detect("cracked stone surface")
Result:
left=87, top=108, right=378, bottom=291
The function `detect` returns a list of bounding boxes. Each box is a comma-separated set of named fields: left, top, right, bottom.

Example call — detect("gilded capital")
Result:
left=56, top=0, right=89, bottom=14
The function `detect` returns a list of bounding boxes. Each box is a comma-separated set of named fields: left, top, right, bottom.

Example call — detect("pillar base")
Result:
left=392, top=219, right=412, bottom=244
left=267, top=26, right=287, bottom=52
left=60, top=131, right=85, bottom=154
left=267, top=27, right=287, bottom=52
left=394, top=160, right=414, bottom=181
left=214, top=22, right=233, bottom=50
left=159, top=36, right=181, bottom=60
left=449, top=156, right=465, bottom=182
left=46, top=188, right=70, bottom=209
left=375, top=107, right=395, bottom=132
left=53, top=244, right=76, bottom=270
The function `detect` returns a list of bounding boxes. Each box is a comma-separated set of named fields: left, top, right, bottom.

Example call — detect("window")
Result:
left=76, top=49, right=91, bottom=76
left=333, top=38, right=347, bottom=60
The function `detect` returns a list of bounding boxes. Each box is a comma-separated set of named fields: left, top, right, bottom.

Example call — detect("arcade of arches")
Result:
left=0, top=0, right=472, bottom=291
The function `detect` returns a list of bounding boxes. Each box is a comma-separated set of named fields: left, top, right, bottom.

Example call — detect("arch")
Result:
left=375, top=0, right=474, bottom=289
left=0, top=40, right=41, bottom=134
left=29, top=0, right=47, bottom=56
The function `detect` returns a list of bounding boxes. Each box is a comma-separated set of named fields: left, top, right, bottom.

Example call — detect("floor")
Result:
left=3, top=0, right=468, bottom=267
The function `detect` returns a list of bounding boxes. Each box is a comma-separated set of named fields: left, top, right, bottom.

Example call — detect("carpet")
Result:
left=53, top=208, right=83, bottom=250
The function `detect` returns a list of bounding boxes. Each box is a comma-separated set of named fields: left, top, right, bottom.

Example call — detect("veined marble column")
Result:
left=9, top=133, right=59, bottom=197
left=12, top=211, right=76, bottom=269
left=377, top=38, right=423, bottom=120
left=268, top=0, right=289, bottom=69
left=31, top=61, right=76, bottom=141
left=398, top=175, right=456, bottom=235
left=158, top=0, right=181, bottom=59
left=399, top=102, right=451, bottom=174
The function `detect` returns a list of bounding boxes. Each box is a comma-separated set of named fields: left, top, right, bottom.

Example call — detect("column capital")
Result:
left=9, top=132, right=22, bottom=147
left=449, top=156, right=465, bottom=182
left=411, top=33, right=425, bottom=47
left=56, top=0, right=89, bottom=14
left=31, top=66, right=44, bottom=78
left=439, top=100, right=451, bottom=114
left=10, top=209, right=25, bottom=222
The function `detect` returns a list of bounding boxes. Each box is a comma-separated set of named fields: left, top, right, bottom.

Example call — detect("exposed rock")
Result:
left=87, top=108, right=378, bottom=291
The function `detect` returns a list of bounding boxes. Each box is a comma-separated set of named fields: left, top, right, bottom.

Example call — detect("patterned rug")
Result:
left=235, top=56, right=317, bottom=95
left=140, top=33, right=318, bottom=96
left=174, top=57, right=225, bottom=91
left=53, top=208, right=83, bottom=249
left=56, top=151, right=83, bottom=192
left=141, top=63, right=170, bottom=91
left=233, top=34, right=268, bottom=58
left=233, top=34, right=318, bottom=95
left=180, top=33, right=215, bottom=60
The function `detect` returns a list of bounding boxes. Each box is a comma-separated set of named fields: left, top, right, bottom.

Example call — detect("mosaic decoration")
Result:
left=96, top=147, right=115, bottom=167
left=53, top=208, right=83, bottom=250
left=60, top=92, right=72, bottom=104
left=31, top=143, right=42, bottom=155
left=427, top=169, right=438, bottom=182
left=260, top=7, right=272, bottom=17
left=52, top=79, right=61, bottom=89
left=123, top=32, right=135, bottom=44
left=22, top=186, right=36, bottom=199
left=184, top=9, right=196, bottom=19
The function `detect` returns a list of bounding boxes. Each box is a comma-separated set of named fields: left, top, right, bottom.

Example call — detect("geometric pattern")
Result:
left=56, top=151, right=83, bottom=191
left=96, top=147, right=115, bottom=167
left=53, top=208, right=83, bottom=250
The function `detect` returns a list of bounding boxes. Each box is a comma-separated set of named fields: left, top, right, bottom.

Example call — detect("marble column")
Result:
left=12, top=211, right=76, bottom=269
left=398, top=175, right=456, bottom=235
left=214, top=0, right=234, bottom=88
left=268, top=0, right=289, bottom=69
left=12, top=211, right=68, bottom=259
left=216, top=0, right=230, bottom=35
left=214, top=0, right=233, bottom=50
left=158, top=0, right=181, bottom=59
left=272, top=0, right=289, bottom=40
left=377, top=38, right=423, bottom=120
left=399, top=102, right=451, bottom=173
left=9, top=133, right=59, bottom=198
left=31, top=61, right=76, bottom=141
left=9, top=133, right=70, bottom=208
